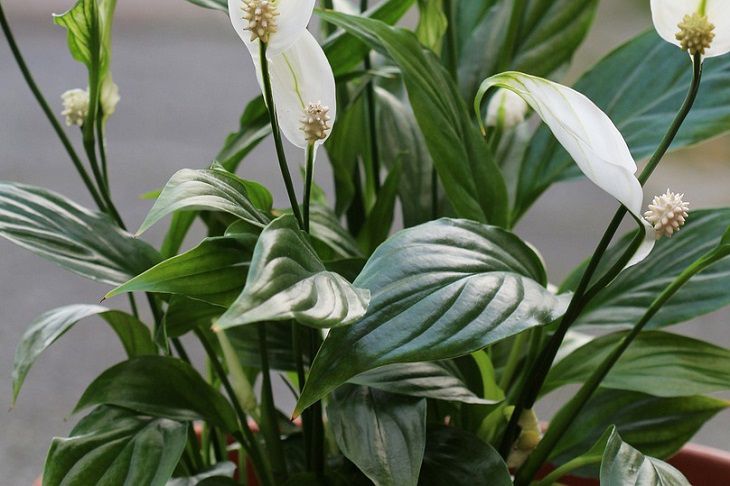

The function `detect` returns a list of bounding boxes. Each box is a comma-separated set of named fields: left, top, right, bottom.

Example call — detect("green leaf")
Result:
left=601, top=428, right=690, bottom=486
left=106, top=233, right=257, bottom=307
left=215, top=215, right=370, bottom=330
left=12, top=304, right=155, bottom=405
left=514, top=31, right=730, bottom=221
left=167, top=463, right=237, bottom=486
left=307, top=205, right=364, bottom=260
left=137, top=167, right=270, bottom=235
left=328, top=384, right=427, bottom=486
left=74, top=356, right=239, bottom=432
left=419, top=426, right=512, bottom=486
left=416, top=0, right=448, bottom=54
left=375, top=87, right=435, bottom=227
left=227, top=323, right=302, bottom=371
left=350, top=362, right=496, bottom=405
left=550, top=389, right=728, bottom=465
left=458, top=0, right=597, bottom=101
left=296, top=218, right=565, bottom=413
left=565, top=209, right=730, bottom=329
left=324, top=0, right=417, bottom=77
left=43, top=406, right=187, bottom=486
left=214, top=97, right=271, bottom=200
left=544, top=331, right=730, bottom=397
left=319, top=11, right=509, bottom=227
left=182, top=0, right=226, bottom=12
left=356, top=162, right=401, bottom=254
left=0, top=182, right=160, bottom=285
left=160, top=211, right=197, bottom=259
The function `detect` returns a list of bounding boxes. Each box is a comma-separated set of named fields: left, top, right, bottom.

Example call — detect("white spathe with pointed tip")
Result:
left=476, top=72, right=656, bottom=266
left=228, top=0, right=316, bottom=57
left=650, top=0, right=730, bottom=58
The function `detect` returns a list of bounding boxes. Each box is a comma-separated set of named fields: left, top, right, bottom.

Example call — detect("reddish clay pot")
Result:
left=537, top=443, right=730, bottom=485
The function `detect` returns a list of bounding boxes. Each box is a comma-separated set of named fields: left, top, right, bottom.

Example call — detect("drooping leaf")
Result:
left=319, top=11, right=509, bottom=227
left=137, top=167, right=270, bottom=235
left=0, top=182, right=161, bottom=285
left=419, top=426, right=512, bottom=486
left=549, top=389, right=728, bottom=465
left=458, top=0, right=598, bottom=101
left=12, top=304, right=155, bottom=405
left=544, top=331, right=730, bottom=397
left=564, top=209, right=730, bottom=329
left=350, top=362, right=496, bottom=405
left=328, top=384, right=427, bottom=486
left=296, top=218, right=566, bottom=413
left=106, top=233, right=257, bottom=307
left=514, top=31, right=730, bottom=221
left=215, top=215, right=370, bottom=330
left=43, top=406, right=187, bottom=486
left=323, top=0, right=417, bottom=76
left=75, top=356, right=239, bottom=432
left=601, top=428, right=690, bottom=486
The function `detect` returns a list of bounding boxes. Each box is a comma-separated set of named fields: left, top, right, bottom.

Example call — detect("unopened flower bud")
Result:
left=100, top=78, right=120, bottom=119
left=300, top=101, right=331, bottom=143
left=644, top=189, right=690, bottom=239
left=676, top=12, right=715, bottom=56
left=486, top=88, right=529, bottom=130
left=61, top=89, right=90, bottom=127
left=241, top=0, right=279, bottom=44
left=506, top=408, right=542, bottom=469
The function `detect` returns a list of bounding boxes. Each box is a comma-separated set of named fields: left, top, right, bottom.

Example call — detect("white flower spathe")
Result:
left=228, top=0, right=316, bottom=57
left=253, top=30, right=337, bottom=148
left=486, top=88, right=529, bottom=129
left=476, top=72, right=656, bottom=266
left=650, top=0, right=730, bottom=58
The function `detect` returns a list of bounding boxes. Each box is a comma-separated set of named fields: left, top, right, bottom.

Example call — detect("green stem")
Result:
left=307, top=328, right=325, bottom=477
left=187, top=423, right=206, bottom=472
left=194, top=329, right=273, bottom=486
left=498, top=331, right=529, bottom=391
left=442, top=0, right=459, bottom=81
left=0, top=1, right=106, bottom=212
left=303, top=144, right=315, bottom=233
left=515, top=250, right=722, bottom=485
left=257, top=325, right=288, bottom=482
left=259, top=42, right=304, bottom=229
left=96, top=115, right=110, bottom=191
left=361, top=0, right=381, bottom=195
left=532, top=455, right=602, bottom=486
left=500, top=53, right=704, bottom=460
left=497, top=0, right=528, bottom=72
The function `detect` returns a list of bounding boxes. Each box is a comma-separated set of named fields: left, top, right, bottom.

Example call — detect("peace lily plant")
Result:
left=2, top=0, right=730, bottom=485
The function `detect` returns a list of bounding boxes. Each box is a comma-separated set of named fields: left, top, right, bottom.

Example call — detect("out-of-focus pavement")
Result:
left=1, top=1, right=728, bottom=482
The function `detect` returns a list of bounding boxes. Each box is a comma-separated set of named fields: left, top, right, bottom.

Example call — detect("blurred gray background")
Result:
left=1, top=0, right=728, bottom=482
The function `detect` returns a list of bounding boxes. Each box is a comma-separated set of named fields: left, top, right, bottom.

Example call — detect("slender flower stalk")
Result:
left=303, top=143, right=316, bottom=233
left=505, top=53, right=704, bottom=479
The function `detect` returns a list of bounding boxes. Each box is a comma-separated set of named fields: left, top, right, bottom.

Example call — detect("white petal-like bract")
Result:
left=650, top=0, right=730, bottom=58
left=476, top=72, right=655, bottom=266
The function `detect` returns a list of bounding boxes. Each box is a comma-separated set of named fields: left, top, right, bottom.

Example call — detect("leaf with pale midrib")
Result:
left=296, top=218, right=566, bottom=413
left=0, top=182, right=160, bottom=285
left=215, top=215, right=370, bottom=330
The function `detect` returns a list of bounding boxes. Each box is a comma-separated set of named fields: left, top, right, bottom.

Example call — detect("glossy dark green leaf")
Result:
left=544, top=331, right=730, bottom=397
left=182, top=0, right=226, bottom=11
left=106, top=233, right=257, bottom=307
left=75, top=356, right=239, bottom=432
left=12, top=304, right=155, bottom=405
left=137, top=167, right=270, bottom=235
left=216, top=215, right=370, bottom=330
left=458, top=0, right=597, bottom=101
left=296, top=218, right=565, bottom=413
left=375, top=87, right=435, bottom=227
left=323, top=0, right=417, bottom=77
left=0, top=182, right=160, bottom=285
left=160, top=211, right=197, bottom=259
left=163, top=296, right=224, bottom=338
left=419, top=426, right=512, bottom=486
left=320, top=11, right=509, bottom=227
left=601, top=428, right=690, bottom=486
left=307, top=205, right=364, bottom=260
left=226, top=323, right=302, bottom=371
left=565, top=209, right=730, bottom=329
left=356, top=162, right=401, bottom=254
left=514, top=31, right=730, bottom=221
left=168, top=463, right=237, bottom=486
left=328, top=384, right=427, bottom=486
left=350, top=362, right=496, bottom=405
left=550, top=389, right=728, bottom=465
left=43, top=406, right=187, bottom=486
left=217, top=96, right=271, bottom=172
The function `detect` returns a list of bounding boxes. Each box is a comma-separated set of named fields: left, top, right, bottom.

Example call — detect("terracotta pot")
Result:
left=537, top=443, right=730, bottom=485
